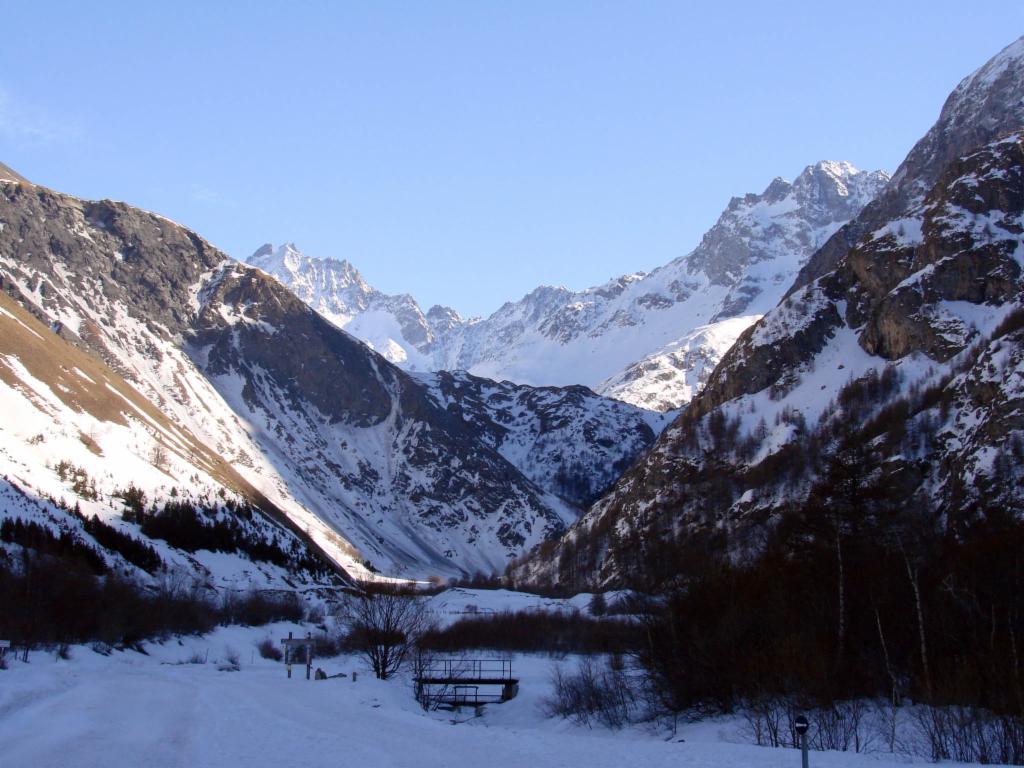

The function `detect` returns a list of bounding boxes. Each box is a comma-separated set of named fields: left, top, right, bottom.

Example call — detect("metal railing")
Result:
left=415, top=658, right=513, bottom=681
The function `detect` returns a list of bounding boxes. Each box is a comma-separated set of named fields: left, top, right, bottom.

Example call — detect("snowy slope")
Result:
left=0, top=291, right=348, bottom=592
left=255, top=161, right=886, bottom=410
left=0, top=621, right=981, bottom=768
left=0, top=186, right=376, bottom=581
left=597, top=316, right=760, bottom=412
left=0, top=179, right=622, bottom=581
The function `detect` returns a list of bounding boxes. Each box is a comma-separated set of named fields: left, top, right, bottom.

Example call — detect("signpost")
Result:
left=280, top=632, right=315, bottom=680
left=794, top=714, right=810, bottom=768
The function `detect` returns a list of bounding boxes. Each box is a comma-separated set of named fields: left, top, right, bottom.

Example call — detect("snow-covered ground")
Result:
left=426, top=587, right=606, bottom=625
left=0, top=586, right=979, bottom=768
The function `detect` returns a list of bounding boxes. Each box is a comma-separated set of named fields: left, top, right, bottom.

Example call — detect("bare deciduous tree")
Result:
left=340, top=585, right=430, bottom=680
left=149, top=441, right=170, bottom=473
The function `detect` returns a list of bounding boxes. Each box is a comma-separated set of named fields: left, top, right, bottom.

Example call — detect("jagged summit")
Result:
left=247, top=242, right=443, bottom=368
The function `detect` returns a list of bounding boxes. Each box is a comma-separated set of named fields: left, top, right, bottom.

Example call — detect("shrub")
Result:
left=0, top=549, right=303, bottom=647
left=257, top=636, right=283, bottom=661
left=419, top=610, right=641, bottom=655
left=218, top=648, right=241, bottom=672
left=311, top=632, right=342, bottom=659
left=545, top=657, right=637, bottom=729
left=339, top=586, right=430, bottom=679
left=912, top=704, right=1024, bottom=765
left=219, top=591, right=304, bottom=627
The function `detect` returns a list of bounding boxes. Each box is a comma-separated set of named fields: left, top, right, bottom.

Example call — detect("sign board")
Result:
left=794, top=715, right=809, bottom=735
left=280, top=633, right=315, bottom=679
left=0, top=640, right=10, bottom=649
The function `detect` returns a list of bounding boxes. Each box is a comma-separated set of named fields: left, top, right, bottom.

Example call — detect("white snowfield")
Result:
left=0, top=623, right=973, bottom=768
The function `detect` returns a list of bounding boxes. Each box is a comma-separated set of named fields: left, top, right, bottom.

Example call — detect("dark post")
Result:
left=305, top=633, right=312, bottom=680
left=794, top=715, right=810, bottom=768
left=286, top=631, right=293, bottom=679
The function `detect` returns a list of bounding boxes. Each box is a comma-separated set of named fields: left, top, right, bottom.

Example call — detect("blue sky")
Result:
left=2, top=3, right=1022, bottom=317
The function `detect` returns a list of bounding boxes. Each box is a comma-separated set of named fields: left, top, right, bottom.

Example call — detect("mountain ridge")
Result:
left=1, top=181, right=660, bottom=580
left=252, top=159, right=887, bottom=411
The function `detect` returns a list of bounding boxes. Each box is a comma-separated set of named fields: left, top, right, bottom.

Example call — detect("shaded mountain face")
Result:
left=415, top=371, right=671, bottom=508
left=509, top=38, right=1024, bottom=592
left=250, top=161, right=886, bottom=411
left=0, top=177, right=661, bottom=579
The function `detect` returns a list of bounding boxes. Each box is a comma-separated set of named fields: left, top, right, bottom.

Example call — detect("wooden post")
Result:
left=305, top=633, right=312, bottom=681
left=286, top=631, right=292, bottom=679
left=282, top=633, right=315, bottom=681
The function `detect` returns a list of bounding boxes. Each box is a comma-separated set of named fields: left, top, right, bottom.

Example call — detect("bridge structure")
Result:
left=414, top=658, right=519, bottom=708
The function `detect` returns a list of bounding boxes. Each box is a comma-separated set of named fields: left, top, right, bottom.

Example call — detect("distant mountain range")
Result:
left=249, top=160, right=888, bottom=411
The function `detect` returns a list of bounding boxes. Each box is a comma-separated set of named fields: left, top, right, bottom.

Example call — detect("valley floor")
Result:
left=0, top=623, right=980, bottom=768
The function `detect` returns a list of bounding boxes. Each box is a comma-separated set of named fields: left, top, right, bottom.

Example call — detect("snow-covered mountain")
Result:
left=0, top=178, right=661, bottom=580
left=0, top=283, right=348, bottom=595
left=415, top=371, right=671, bottom=507
left=509, top=35, right=1024, bottom=591
left=596, top=316, right=758, bottom=411
left=248, top=243, right=458, bottom=370
left=254, top=161, right=887, bottom=411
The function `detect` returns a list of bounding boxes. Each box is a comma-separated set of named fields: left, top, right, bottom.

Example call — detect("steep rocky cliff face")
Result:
left=795, top=36, right=1024, bottom=293
left=509, top=38, right=1024, bottom=592
left=0, top=176, right=655, bottom=579
left=416, top=371, right=670, bottom=508
left=252, top=161, right=886, bottom=411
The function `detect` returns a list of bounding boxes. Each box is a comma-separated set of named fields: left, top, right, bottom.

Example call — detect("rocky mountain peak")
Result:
left=249, top=243, right=366, bottom=293
left=250, top=242, right=274, bottom=260
left=796, top=35, right=1024, bottom=290
left=683, top=160, right=888, bottom=302
left=892, top=35, right=1024, bottom=198
left=426, top=304, right=464, bottom=334
left=761, top=177, right=791, bottom=203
